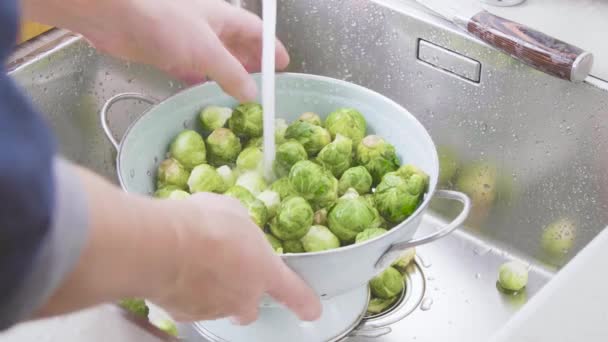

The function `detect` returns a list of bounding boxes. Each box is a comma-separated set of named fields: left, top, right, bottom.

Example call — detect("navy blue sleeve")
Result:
left=0, top=0, right=66, bottom=329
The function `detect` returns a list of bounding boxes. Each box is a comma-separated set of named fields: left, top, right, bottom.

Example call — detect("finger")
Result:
left=196, top=23, right=258, bottom=102
left=275, top=38, right=290, bottom=70
left=266, top=258, right=322, bottom=321
left=231, top=305, right=259, bottom=326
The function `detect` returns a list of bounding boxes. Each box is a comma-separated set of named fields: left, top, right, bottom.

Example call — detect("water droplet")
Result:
left=130, top=169, right=135, bottom=178
left=420, top=298, right=433, bottom=311
left=146, top=170, right=151, bottom=176
left=475, top=273, right=482, bottom=279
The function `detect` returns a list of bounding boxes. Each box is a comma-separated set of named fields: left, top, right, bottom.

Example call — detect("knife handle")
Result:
left=466, top=10, right=593, bottom=82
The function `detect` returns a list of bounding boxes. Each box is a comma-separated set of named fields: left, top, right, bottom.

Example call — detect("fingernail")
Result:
left=241, top=80, right=258, bottom=102
left=229, top=316, right=241, bottom=325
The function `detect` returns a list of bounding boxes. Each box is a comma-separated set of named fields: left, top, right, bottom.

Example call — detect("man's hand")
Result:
left=22, top=0, right=289, bottom=102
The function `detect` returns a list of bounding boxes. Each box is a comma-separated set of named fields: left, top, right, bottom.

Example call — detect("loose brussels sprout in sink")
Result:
left=497, top=261, right=528, bottom=292
left=369, top=266, right=405, bottom=299
left=206, top=128, right=242, bottom=166
left=169, top=130, right=207, bottom=169
left=200, top=105, right=232, bottom=132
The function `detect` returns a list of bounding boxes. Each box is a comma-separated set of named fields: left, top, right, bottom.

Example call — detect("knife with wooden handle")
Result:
left=414, top=0, right=594, bottom=82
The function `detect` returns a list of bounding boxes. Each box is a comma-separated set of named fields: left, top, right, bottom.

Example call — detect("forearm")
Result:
left=36, top=162, right=180, bottom=318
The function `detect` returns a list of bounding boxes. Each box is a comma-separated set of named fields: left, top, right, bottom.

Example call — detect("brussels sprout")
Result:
left=200, top=105, right=232, bottom=132
left=154, top=185, right=181, bottom=198
left=369, top=267, right=404, bottom=299
left=236, top=171, right=267, bottom=196
left=216, top=165, right=236, bottom=192
left=289, top=160, right=336, bottom=204
left=237, top=146, right=263, bottom=171
left=341, top=187, right=360, bottom=200
left=541, top=218, right=576, bottom=256
left=455, top=162, right=497, bottom=208
left=284, top=121, right=331, bottom=156
left=228, top=103, right=263, bottom=138
left=397, top=164, right=430, bottom=191
left=498, top=261, right=528, bottom=292
left=167, top=189, right=191, bottom=200
left=355, top=228, right=388, bottom=244
left=313, top=208, right=328, bottom=226
left=156, top=158, right=189, bottom=189
left=224, top=186, right=268, bottom=228
left=188, top=164, right=224, bottom=193
left=274, top=140, right=308, bottom=177
left=206, top=128, right=242, bottom=166
left=257, top=190, right=280, bottom=218
left=301, top=225, right=340, bottom=252
left=362, top=194, right=376, bottom=208
left=367, top=296, right=398, bottom=315
left=328, top=190, right=381, bottom=243
left=270, top=177, right=297, bottom=200
left=298, top=112, right=323, bottom=126
left=283, top=239, right=305, bottom=253
left=356, top=135, right=400, bottom=185
left=374, top=172, right=424, bottom=223
left=153, top=318, right=178, bottom=337
left=325, top=108, right=367, bottom=145
left=339, top=166, right=373, bottom=195
left=314, top=174, right=339, bottom=210
left=246, top=137, right=263, bottom=148
left=265, top=233, right=284, bottom=253
left=169, top=130, right=207, bottom=169
left=437, top=146, right=459, bottom=185
left=392, top=248, right=416, bottom=273
left=270, top=196, right=313, bottom=240
left=118, top=298, right=149, bottom=318
left=316, top=134, right=353, bottom=178
left=275, top=118, right=288, bottom=145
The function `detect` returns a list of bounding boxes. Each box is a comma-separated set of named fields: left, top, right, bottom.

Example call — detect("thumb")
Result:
left=265, top=257, right=322, bottom=321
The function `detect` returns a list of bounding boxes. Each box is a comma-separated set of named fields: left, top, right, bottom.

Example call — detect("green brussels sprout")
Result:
left=369, top=266, right=404, bottom=299
left=284, top=121, right=331, bottom=157
left=118, top=298, right=149, bottom=318
left=338, top=166, right=373, bottom=195
left=153, top=318, right=178, bottom=337
left=301, top=225, right=340, bottom=252
left=392, top=248, right=416, bottom=273
left=156, top=158, right=189, bottom=189
left=200, top=105, right=232, bottom=132
left=328, top=190, right=381, bottom=243
left=541, top=218, right=576, bottom=256
left=355, top=228, right=388, bottom=244
left=167, top=189, right=191, bottom=200
left=298, top=112, right=323, bottom=126
left=270, top=196, right=313, bottom=240
left=374, top=172, right=424, bottom=223
left=236, top=170, right=267, bottom=196
left=455, top=161, right=497, bottom=208
left=367, top=296, right=398, bottom=315
left=316, top=134, right=353, bottom=178
left=236, top=146, right=263, bottom=171
left=274, top=140, right=308, bottom=177
left=169, top=130, right=207, bottom=169
left=356, top=135, right=400, bottom=185
left=206, top=128, right=242, bottom=166
left=228, top=102, right=263, bottom=138
left=154, top=185, right=181, bottom=198
left=498, top=261, right=528, bottom=292
left=246, top=137, right=263, bottom=148
left=224, top=186, right=268, bottom=228
left=275, top=118, right=288, bottom=145
left=257, top=190, right=280, bottom=218
left=362, top=194, right=376, bottom=208
left=270, top=177, right=297, bottom=200
left=265, top=233, right=284, bottom=253
left=216, top=165, right=236, bottom=192
left=283, top=239, right=305, bottom=253
left=313, top=208, right=328, bottom=226
left=396, top=164, right=430, bottom=191
left=289, top=160, right=336, bottom=204
left=314, top=173, right=339, bottom=210
left=188, top=164, right=224, bottom=193
left=325, top=108, right=367, bottom=145
left=437, top=146, right=459, bottom=186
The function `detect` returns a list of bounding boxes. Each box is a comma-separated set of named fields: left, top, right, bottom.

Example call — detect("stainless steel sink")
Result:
left=5, top=0, right=608, bottom=341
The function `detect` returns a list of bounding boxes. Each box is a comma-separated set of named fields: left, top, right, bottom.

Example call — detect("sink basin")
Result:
left=4, top=0, right=608, bottom=341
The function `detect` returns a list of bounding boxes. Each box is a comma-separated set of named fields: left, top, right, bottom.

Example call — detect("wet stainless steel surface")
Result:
left=4, top=0, right=608, bottom=340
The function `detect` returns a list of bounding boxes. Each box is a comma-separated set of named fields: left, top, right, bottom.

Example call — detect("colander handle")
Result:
left=100, top=93, right=158, bottom=150
left=375, top=190, right=472, bottom=270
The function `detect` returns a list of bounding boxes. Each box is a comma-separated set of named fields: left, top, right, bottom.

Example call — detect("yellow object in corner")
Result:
left=20, top=21, right=53, bottom=43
